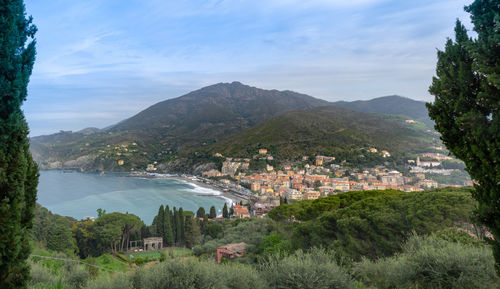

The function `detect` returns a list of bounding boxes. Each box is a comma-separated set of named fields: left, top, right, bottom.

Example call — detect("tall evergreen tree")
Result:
left=172, top=207, right=178, bottom=244
left=184, top=214, right=200, bottom=249
left=222, top=203, right=229, bottom=219
left=427, top=1, right=500, bottom=270
left=209, top=206, right=217, bottom=219
left=0, top=1, right=38, bottom=288
left=163, top=205, right=174, bottom=246
left=201, top=214, right=208, bottom=235
left=178, top=208, right=185, bottom=246
left=196, top=207, right=205, bottom=218
left=155, top=205, right=165, bottom=238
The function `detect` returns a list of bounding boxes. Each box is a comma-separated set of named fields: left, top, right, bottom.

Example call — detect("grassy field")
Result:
left=128, top=247, right=192, bottom=260
left=93, top=254, right=129, bottom=272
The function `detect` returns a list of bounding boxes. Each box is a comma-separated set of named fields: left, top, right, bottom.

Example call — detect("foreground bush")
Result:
left=354, top=234, right=499, bottom=289
left=130, top=259, right=266, bottom=289
left=261, top=248, right=355, bottom=289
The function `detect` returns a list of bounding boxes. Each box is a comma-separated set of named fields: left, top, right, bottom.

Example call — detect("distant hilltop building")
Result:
left=258, top=148, right=268, bottom=155
left=405, top=119, right=416, bottom=123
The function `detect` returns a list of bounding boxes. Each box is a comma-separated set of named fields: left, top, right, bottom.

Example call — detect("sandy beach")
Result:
left=173, top=176, right=247, bottom=203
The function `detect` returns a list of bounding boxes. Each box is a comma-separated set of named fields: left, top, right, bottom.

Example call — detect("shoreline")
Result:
left=170, top=175, right=247, bottom=204
left=127, top=171, right=247, bottom=203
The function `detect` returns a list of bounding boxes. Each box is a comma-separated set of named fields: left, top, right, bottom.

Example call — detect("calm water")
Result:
left=37, top=170, right=230, bottom=224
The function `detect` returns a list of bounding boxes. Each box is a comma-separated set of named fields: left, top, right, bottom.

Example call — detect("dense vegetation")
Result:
left=0, top=1, right=38, bottom=287
left=427, top=0, right=500, bottom=270
left=27, top=188, right=499, bottom=289
left=333, top=95, right=434, bottom=127
left=211, top=106, right=435, bottom=160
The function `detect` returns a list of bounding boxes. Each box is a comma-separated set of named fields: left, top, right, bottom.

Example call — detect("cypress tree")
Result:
left=196, top=207, right=205, bottom=218
left=222, top=203, right=229, bottom=219
left=427, top=1, right=500, bottom=270
left=184, top=214, right=200, bottom=249
left=172, top=207, right=178, bottom=244
left=178, top=208, right=184, bottom=246
left=0, top=1, right=38, bottom=288
left=209, top=206, right=216, bottom=219
left=156, top=205, right=165, bottom=238
left=163, top=205, right=174, bottom=246
left=201, top=214, right=208, bottom=234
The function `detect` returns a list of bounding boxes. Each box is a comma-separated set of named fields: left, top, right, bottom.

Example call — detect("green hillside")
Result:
left=333, top=95, right=434, bottom=127
left=211, top=105, right=436, bottom=160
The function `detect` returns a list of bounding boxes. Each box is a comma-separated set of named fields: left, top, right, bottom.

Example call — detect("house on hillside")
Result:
left=217, top=243, right=247, bottom=263
left=233, top=205, right=250, bottom=219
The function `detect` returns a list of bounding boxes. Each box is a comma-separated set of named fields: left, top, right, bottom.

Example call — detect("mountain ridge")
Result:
left=29, top=82, right=436, bottom=172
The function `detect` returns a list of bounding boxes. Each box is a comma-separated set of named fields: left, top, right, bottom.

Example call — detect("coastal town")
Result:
left=141, top=147, right=471, bottom=219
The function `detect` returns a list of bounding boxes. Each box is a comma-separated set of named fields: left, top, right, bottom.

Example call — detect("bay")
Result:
left=37, top=170, right=229, bottom=224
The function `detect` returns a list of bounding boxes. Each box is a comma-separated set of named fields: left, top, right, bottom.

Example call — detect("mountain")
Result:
left=211, top=106, right=435, bottom=160
left=30, top=83, right=439, bottom=172
left=332, top=95, right=434, bottom=127
left=111, top=81, right=329, bottom=138
left=30, top=82, right=330, bottom=170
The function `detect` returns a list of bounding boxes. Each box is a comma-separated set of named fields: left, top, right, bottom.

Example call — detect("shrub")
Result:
left=83, top=273, right=133, bottom=289
left=133, top=257, right=148, bottom=266
left=260, top=248, right=355, bottom=289
left=130, top=259, right=266, bottom=289
left=64, top=263, right=90, bottom=289
left=354, top=234, right=500, bottom=289
left=28, top=261, right=61, bottom=288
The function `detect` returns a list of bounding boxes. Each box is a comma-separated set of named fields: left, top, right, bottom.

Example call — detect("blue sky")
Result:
left=24, top=0, right=472, bottom=136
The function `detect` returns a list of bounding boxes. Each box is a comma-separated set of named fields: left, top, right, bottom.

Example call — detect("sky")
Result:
left=24, top=0, right=473, bottom=136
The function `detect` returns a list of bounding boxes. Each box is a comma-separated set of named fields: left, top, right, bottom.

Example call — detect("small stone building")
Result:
left=143, top=237, right=163, bottom=251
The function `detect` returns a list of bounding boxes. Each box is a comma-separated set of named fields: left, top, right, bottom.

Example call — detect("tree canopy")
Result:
left=0, top=1, right=37, bottom=287
left=427, top=0, right=500, bottom=270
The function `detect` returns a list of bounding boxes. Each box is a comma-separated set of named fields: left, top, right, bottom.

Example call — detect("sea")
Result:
left=37, top=170, right=231, bottom=224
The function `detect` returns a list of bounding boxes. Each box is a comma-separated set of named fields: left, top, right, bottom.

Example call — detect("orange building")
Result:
left=217, top=243, right=247, bottom=263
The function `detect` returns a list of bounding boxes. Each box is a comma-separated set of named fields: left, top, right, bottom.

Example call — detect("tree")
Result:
left=209, top=206, right=217, bottom=219
left=427, top=2, right=500, bottom=270
left=163, top=205, right=174, bottom=246
left=0, top=1, right=38, bottom=287
left=154, top=205, right=165, bottom=239
left=72, top=219, right=101, bottom=258
left=172, top=207, right=178, bottom=243
left=46, top=217, right=73, bottom=253
left=94, top=212, right=144, bottom=253
left=196, top=207, right=205, bottom=218
left=183, top=213, right=200, bottom=249
left=178, top=208, right=185, bottom=246
left=222, top=203, right=229, bottom=219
